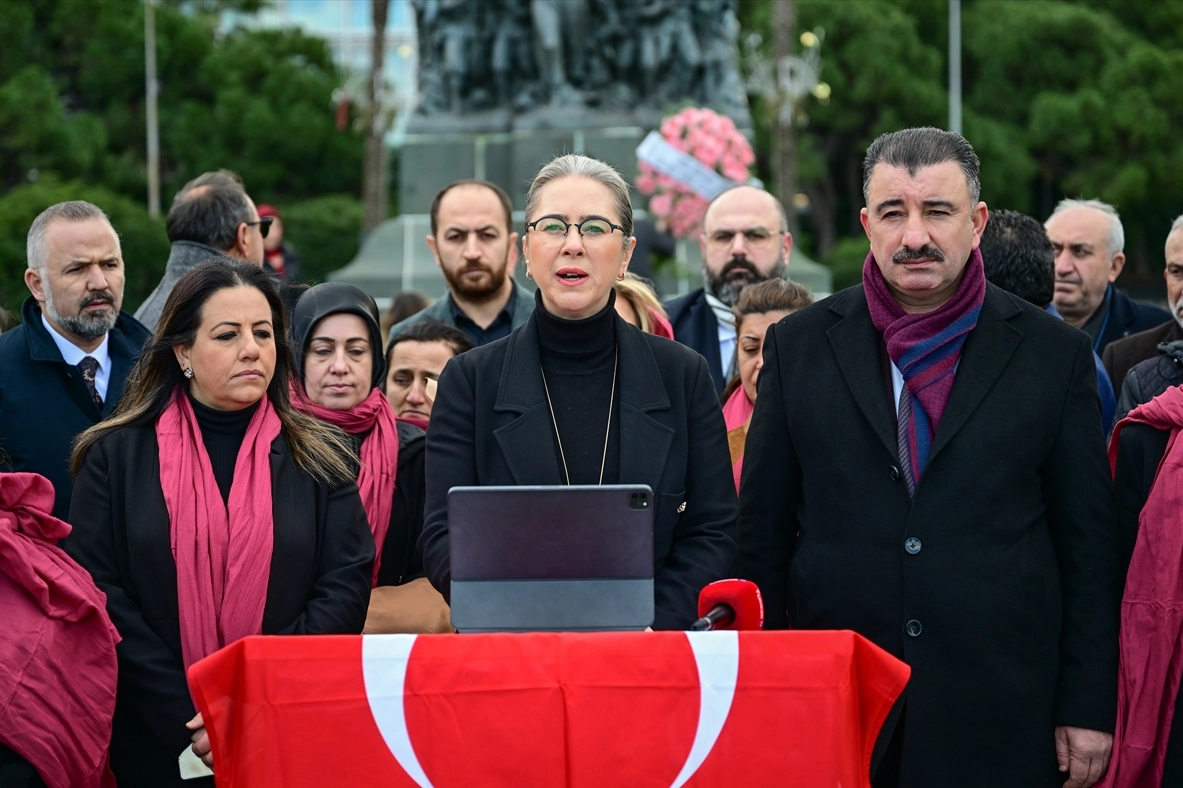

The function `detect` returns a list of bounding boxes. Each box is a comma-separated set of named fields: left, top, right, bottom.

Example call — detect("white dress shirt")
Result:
left=41, top=313, right=111, bottom=401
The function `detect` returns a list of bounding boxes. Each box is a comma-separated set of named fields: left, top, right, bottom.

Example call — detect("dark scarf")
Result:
left=863, top=248, right=986, bottom=493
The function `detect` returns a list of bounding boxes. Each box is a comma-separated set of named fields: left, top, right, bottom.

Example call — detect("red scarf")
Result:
left=291, top=385, right=398, bottom=586
left=0, top=473, right=119, bottom=788
left=722, top=385, right=755, bottom=494
left=156, top=388, right=282, bottom=675
left=1104, top=386, right=1183, bottom=787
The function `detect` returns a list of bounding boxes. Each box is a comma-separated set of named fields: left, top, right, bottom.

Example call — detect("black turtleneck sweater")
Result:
left=535, top=289, right=621, bottom=485
left=189, top=392, right=260, bottom=505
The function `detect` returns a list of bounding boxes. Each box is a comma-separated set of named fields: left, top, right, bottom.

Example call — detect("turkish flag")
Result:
left=188, top=631, right=908, bottom=787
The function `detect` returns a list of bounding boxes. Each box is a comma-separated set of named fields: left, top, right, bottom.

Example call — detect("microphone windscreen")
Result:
left=697, top=579, right=764, bottom=630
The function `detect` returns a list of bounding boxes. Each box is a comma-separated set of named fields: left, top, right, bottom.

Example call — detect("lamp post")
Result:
left=144, top=0, right=160, bottom=218
left=949, top=0, right=962, bottom=134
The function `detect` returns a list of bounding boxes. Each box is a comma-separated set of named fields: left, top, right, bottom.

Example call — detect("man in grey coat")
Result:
left=135, top=170, right=267, bottom=331
left=388, top=179, right=533, bottom=347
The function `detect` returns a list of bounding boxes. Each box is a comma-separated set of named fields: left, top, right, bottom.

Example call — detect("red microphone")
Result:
left=690, top=579, right=764, bottom=631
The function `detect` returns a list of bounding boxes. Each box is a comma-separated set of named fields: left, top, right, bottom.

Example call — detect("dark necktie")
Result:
left=78, top=357, right=103, bottom=411
left=896, top=386, right=917, bottom=498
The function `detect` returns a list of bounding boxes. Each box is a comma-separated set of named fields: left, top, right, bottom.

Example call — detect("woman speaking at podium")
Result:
left=419, top=154, right=738, bottom=629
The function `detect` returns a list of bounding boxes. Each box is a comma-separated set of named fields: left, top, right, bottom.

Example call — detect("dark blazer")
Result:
left=65, top=422, right=374, bottom=788
left=0, top=297, right=149, bottom=520
left=737, top=284, right=1121, bottom=786
left=419, top=312, right=738, bottom=630
left=665, top=288, right=727, bottom=395
left=1097, top=286, right=1172, bottom=354
left=1101, top=317, right=1183, bottom=400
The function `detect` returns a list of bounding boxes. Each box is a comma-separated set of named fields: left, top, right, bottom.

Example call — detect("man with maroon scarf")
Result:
left=737, top=127, right=1120, bottom=788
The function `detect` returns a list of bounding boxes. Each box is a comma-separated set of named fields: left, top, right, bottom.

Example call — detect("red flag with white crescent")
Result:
left=189, top=631, right=908, bottom=787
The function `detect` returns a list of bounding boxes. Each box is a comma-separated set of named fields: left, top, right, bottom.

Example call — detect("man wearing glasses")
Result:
left=135, top=169, right=270, bottom=331
left=665, top=185, right=793, bottom=394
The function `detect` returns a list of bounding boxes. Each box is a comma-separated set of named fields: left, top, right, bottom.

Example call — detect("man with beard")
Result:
left=0, top=202, right=150, bottom=520
left=389, top=179, right=533, bottom=346
left=1103, top=214, right=1183, bottom=403
left=666, top=185, right=793, bottom=394
left=739, top=128, right=1119, bottom=787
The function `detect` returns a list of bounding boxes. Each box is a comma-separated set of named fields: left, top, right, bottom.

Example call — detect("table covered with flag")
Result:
left=187, top=630, right=909, bottom=787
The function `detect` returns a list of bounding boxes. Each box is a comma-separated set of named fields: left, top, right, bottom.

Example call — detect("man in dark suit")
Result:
left=665, top=186, right=793, bottom=394
left=1101, top=214, right=1183, bottom=399
left=1045, top=198, right=1170, bottom=356
left=738, top=128, right=1120, bottom=788
left=0, top=201, right=150, bottom=520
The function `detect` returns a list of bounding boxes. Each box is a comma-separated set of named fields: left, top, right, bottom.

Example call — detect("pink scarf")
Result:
left=722, top=385, right=755, bottom=494
left=156, top=388, right=282, bottom=674
left=648, top=307, right=675, bottom=340
left=292, top=385, right=398, bottom=586
left=1103, top=386, right=1183, bottom=787
left=0, top=473, right=119, bottom=788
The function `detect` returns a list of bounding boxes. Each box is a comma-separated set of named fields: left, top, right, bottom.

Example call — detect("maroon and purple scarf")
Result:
left=863, top=248, right=986, bottom=491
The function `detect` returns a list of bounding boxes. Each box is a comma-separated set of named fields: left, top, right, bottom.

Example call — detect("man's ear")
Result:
left=24, top=267, right=46, bottom=303
left=425, top=234, right=442, bottom=269
left=233, top=222, right=251, bottom=258
left=1109, top=251, right=1127, bottom=283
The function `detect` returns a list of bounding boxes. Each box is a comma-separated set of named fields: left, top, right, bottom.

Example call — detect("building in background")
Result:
left=224, top=0, right=418, bottom=144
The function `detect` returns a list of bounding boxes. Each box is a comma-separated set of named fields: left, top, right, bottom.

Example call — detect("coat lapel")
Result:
left=928, top=287, right=1022, bottom=461
left=616, top=318, right=675, bottom=491
left=492, top=316, right=565, bottom=485
left=826, top=287, right=898, bottom=459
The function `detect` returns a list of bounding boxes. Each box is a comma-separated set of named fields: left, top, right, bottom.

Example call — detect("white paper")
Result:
left=179, top=744, right=214, bottom=780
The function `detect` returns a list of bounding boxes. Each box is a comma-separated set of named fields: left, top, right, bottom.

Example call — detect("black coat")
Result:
left=1097, top=286, right=1172, bottom=354
left=0, top=297, right=149, bottom=520
left=665, top=288, right=727, bottom=395
left=419, top=312, right=738, bottom=630
left=737, top=284, right=1121, bottom=786
left=65, top=422, right=374, bottom=788
left=1102, top=318, right=1182, bottom=400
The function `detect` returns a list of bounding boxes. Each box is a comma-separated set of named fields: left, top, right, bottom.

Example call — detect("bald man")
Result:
left=665, top=186, right=794, bottom=393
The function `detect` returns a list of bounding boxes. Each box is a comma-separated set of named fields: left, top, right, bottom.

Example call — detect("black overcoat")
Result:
left=419, top=312, right=738, bottom=630
left=737, top=284, right=1121, bottom=786
left=65, top=422, right=374, bottom=788
left=0, top=297, right=149, bottom=519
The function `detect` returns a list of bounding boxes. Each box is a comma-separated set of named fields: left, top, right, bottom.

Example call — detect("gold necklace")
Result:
left=540, top=349, right=618, bottom=485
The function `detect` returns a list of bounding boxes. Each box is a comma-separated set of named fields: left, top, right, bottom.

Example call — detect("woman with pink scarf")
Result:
left=66, top=261, right=373, bottom=788
left=289, top=283, right=449, bottom=635
left=721, top=279, right=814, bottom=493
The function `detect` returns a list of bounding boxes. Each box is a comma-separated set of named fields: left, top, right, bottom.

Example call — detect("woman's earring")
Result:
left=617, top=272, right=626, bottom=281
left=526, top=267, right=533, bottom=280
left=183, top=367, right=194, bottom=380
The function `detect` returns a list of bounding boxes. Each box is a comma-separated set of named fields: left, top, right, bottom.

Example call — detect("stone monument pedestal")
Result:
left=399, top=108, right=670, bottom=214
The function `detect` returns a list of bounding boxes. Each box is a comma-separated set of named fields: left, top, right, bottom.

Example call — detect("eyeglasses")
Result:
left=526, top=216, right=625, bottom=246
left=246, top=216, right=274, bottom=239
left=705, top=228, right=784, bottom=249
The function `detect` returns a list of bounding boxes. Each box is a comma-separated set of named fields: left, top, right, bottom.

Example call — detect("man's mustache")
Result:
left=891, top=245, right=946, bottom=264
left=721, top=257, right=761, bottom=279
left=79, top=292, right=115, bottom=310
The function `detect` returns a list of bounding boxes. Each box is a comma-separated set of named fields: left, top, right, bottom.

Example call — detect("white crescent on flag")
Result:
left=361, top=632, right=739, bottom=788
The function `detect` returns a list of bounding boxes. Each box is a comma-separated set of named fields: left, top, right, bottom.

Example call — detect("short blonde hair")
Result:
left=614, top=273, right=667, bottom=334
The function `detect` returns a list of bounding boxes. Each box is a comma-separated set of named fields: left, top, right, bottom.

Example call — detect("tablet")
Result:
left=448, top=485, right=655, bottom=632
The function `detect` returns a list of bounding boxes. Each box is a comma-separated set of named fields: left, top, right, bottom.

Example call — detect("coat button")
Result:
left=889, top=465, right=901, bottom=482
left=905, top=619, right=922, bottom=637
left=904, top=537, right=921, bottom=554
